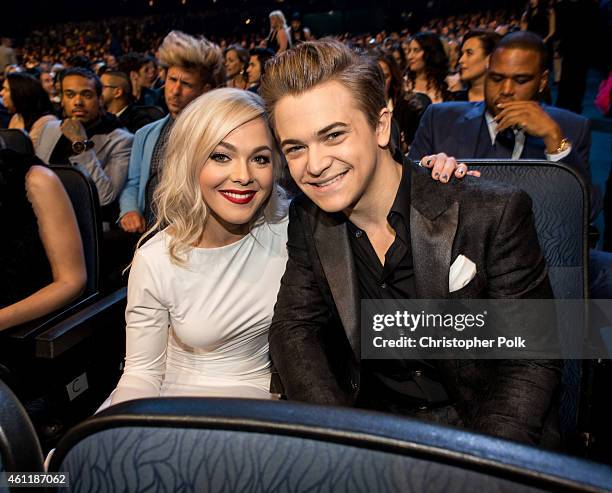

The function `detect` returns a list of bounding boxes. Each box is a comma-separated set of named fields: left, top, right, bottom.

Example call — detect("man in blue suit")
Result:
left=408, top=31, right=600, bottom=220
left=118, top=31, right=225, bottom=233
left=409, top=31, right=611, bottom=299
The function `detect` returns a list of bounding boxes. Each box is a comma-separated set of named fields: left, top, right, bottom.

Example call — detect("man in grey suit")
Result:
left=36, top=67, right=133, bottom=209
left=261, top=39, right=559, bottom=445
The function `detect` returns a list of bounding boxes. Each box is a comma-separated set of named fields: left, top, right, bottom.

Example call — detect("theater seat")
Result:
left=50, top=165, right=102, bottom=297
left=0, top=378, right=44, bottom=475
left=460, top=160, right=592, bottom=454
left=49, top=398, right=612, bottom=492
left=0, top=128, right=35, bottom=157
left=463, top=160, right=588, bottom=299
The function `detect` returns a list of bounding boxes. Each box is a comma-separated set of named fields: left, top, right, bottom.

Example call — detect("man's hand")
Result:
left=61, top=117, right=88, bottom=144
left=420, top=153, right=481, bottom=181
left=494, top=101, right=564, bottom=154
left=120, top=211, right=146, bottom=233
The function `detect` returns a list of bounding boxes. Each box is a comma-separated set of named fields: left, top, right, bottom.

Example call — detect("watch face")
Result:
left=72, top=141, right=86, bottom=154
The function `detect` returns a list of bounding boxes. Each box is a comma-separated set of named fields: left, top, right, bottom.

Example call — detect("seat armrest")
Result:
left=34, top=288, right=126, bottom=359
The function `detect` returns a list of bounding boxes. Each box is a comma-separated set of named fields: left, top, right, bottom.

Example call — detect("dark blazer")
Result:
left=407, top=101, right=601, bottom=218
left=270, top=163, right=560, bottom=445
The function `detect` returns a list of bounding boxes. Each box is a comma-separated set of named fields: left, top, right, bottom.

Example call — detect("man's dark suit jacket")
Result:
left=407, top=101, right=601, bottom=218
left=270, top=163, right=560, bottom=445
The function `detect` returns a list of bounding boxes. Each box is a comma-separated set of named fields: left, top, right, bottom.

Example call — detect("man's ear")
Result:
left=539, top=69, right=549, bottom=94
left=376, top=106, right=392, bottom=148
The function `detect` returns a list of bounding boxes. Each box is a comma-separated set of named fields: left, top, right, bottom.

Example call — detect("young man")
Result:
left=118, top=31, right=225, bottom=233
left=36, top=67, right=133, bottom=208
left=101, top=70, right=163, bottom=134
left=261, top=39, right=559, bottom=445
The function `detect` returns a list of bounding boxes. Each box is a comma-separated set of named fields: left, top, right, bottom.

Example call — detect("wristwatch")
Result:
left=72, top=139, right=94, bottom=155
left=553, top=137, right=571, bottom=154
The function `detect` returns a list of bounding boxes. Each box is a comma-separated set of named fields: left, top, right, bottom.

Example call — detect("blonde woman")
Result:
left=104, top=88, right=289, bottom=406
left=266, top=10, right=291, bottom=53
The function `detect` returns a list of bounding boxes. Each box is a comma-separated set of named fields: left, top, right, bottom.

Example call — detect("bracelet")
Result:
left=554, top=137, right=571, bottom=154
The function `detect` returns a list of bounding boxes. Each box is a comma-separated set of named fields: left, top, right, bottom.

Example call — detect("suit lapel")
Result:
left=457, top=102, right=487, bottom=159
left=311, top=207, right=361, bottom=359
left=39, top=122, right=63, bottom=163
left=409, top=166, right=459, bottom=298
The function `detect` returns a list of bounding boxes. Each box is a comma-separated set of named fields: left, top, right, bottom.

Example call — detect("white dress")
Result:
left=103, top=217, right=289, bottom=408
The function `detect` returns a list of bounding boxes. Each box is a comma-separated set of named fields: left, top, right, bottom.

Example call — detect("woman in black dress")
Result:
left=0, top=152, right=86, bottom=331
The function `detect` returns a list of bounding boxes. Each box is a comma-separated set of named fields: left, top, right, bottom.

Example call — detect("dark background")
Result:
left=1, top=0, right=524, bottom=39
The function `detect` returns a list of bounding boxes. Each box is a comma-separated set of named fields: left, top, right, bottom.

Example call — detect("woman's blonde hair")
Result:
left=139, top=88, right=288, bottom=266
left=269, top=10, right=288, bottom=29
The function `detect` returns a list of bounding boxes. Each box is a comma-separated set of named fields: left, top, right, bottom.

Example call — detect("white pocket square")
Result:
left=449, top=254, right=477, bottom=293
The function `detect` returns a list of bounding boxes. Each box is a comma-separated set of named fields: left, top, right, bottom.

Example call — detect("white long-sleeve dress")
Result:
left=103, top=217, right=289, bottom=408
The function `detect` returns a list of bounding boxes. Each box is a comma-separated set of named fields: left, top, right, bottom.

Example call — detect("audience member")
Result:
left=246, top=48, right=274, bottom=94
left=39, top=70, right=58, bottom=101
left=408, top=31, right=612, bottom=299
left=224, top=45, right=248, bottom=90
left=265, top=10, right=291, bottom=54
left=0, top=38, right=17, bottom=71
left=521, top=0, right=556, bottom=67
left=405, top=31, right=450, bottom=103
left=119, top=31, right=225, bottom=234
left=289, top=12, right=311, bottom=46
left=35, top=67, right=134, bottom=209
left=118, top=53, right=162, bottom=107
left=409, top=32, right=597, bottom=214
left=104, top=89, right=289, bottom=406
left=101, top=70, right=163, bottom=134
left=452, top=29, right=502, bottom=102
left=1, top=73, right=58, bottom=148
left=261, top=39, right=558, bottom=446
left=0, top=153, right=86, bottom=330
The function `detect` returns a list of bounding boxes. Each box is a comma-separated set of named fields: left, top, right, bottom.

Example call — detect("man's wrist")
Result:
left=543, top=127, right=565, bottom=154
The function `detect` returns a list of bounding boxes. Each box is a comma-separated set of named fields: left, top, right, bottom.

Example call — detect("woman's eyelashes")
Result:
left=252, top=154, right=272, bottom=166
left=210, top=152, right=230, bottom=163
left=209, top=152, right=271, bottom=166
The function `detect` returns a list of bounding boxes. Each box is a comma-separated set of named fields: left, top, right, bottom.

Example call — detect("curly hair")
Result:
left=406, top=31, right=449, bottom=100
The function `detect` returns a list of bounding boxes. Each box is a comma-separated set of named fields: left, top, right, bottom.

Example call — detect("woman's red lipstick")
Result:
left=219, top=189, right=257, bottom=204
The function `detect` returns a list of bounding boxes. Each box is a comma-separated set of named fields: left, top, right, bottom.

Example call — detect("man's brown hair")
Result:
left=158, top=30, right=226, bottom=89
left=260, top=39, right=386, bottom=130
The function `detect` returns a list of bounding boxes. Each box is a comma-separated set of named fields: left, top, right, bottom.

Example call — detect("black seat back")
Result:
left=0, top=378, right=44, bottom=475
left=50, top=398, right=612, bottom=492
left=464, top=160, right=588, bottom=299
left=0, top=128, right=35, bottom=158
left=462, top=159, right=589, bottom=445
left=50, top=165, right=102, bottom=296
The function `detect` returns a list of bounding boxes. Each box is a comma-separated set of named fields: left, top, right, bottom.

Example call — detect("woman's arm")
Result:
left=0, top=165, right=86, bottom=330
left=110, top=249, right=170, bottom=404
left=544, top=8, right=556, bottom=43
left=520, top=11, right=529, bottom=31
left=277, top=28, right=289, bottom=53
